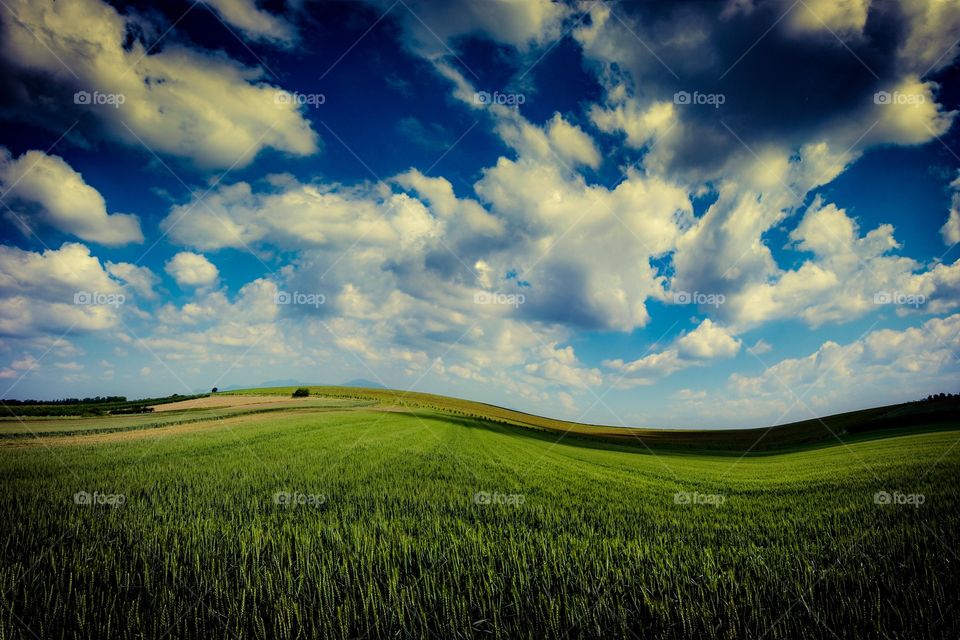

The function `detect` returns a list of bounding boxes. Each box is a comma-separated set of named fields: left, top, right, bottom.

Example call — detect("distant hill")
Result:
left=207, top=378, right=384, bottom=394
left=222, top=385, right=960, bottom=452
left=339, top=378, right=386, bottom=389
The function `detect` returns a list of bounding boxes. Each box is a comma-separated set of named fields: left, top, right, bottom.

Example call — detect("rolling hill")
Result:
left=0, top=390, right=956, bottom=638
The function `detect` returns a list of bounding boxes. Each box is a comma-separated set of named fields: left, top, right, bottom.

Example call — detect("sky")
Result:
left=0, top=0, right=959, bottom=428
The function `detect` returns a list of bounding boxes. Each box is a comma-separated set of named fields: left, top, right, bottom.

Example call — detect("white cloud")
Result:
left=746, top=339, right=772, bottom=355
left=675, top=388, right=707, bottom=401
left=201, top=0, right=296, bottom=45
left=0, top=353, right=39, bottom=379
left=866, top=76, right=954, bottom=147
left=717, top=197, right=960, bottom=328
left=393, top=170, right=504, bottom=238
left=165, top=252, right=220, bottom=288
left=894, top=0, right=960, bottom=75
left=0, top=148, right=143, bottom=245
left=941, top=173, right=960, bottom=246
left=2, top=0, right=318, bottom=169
left=160, top=178, right=443, bottom=253
left=784, top=0, right=870, bottom=36
left=603, top=349, right=685, bottom=387
left=545, top=114, right=601, bottom=169
left=473, top=154, right=693, bottom=332
left=525, top=342, right=602, bottom=389
left=106, top=262, right=159, bottom=301
left=493, top=111, right=602, bottom=170
left=723, top=314, right=960, bottom=423
left=0, top=242, right=127, bottom=336
left=677, top=319, right=741, bottom=359
left=372, top=0, right=571, bottom=55
left=590, top=99, right=676, bottom=157
left=604, top=319, right=740, bottom=387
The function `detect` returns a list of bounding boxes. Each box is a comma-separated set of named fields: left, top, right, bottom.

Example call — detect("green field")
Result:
left=0, top=390, right=958, bottom=639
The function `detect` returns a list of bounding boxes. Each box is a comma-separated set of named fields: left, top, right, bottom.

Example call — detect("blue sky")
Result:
left=0, top=0, right=959, bottom=427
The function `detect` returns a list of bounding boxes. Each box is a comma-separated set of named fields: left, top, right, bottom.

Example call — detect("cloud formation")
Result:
left=0, top=148, right=143, bottom=245
left=1, top=0, right=318, bottom=169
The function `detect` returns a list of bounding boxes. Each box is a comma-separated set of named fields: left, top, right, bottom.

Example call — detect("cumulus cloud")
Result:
left=714, top=197, right=960, bottom=328
left=472, top=138, right=694, bottom=331
left=1, top=0, right=318, bottom=169
left=147, top=277, right=286, bottom=361
left=603, top=349, right=685, bottom=387
left=604, top=319, right=740, bottom=387
left=574, top=0, right=958, bottom=179
left=0, top=242, right=128, bottom=336
left=106, top=262, right=159, bottom=301
left=724, top=313, right=960, bottom=423
left=866, top=76, right=954, bottom=146
left=160, top=177, right=445, bottom=253
left=493, top=111, right=602, bottom=170
left=0, top=148, right=142, bottom=245
left=369, top=0, right=571, bottom=55
left=544, top=114, right=601, bottom=169
left=746, top=339, right=773, bottom=355
left=941, top=173, right=960, bottom=246
left=677, top=319, right=741, bottom=359
left=783, top=0, right=870, bottom=36
left=668, top=143, right=853, bottom=322
left=165, top=252, right=220, bottom=288
left=201, top=0, right=296, bottom=45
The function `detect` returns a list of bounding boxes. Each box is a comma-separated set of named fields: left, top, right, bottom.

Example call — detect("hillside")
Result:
left=223, top=385, right=960, bottom=452
left=2, top=401, right=957, bottom=639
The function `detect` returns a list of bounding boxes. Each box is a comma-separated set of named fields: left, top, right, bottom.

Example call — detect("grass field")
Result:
left=0, top=390, right=957, bottom=639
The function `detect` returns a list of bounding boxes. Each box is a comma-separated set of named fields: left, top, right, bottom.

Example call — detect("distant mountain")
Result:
left=339, top=378, right=386, bottom=389
left=258, top=379, right=312, bottom=388
left=206, top=379, right=314, bottom=393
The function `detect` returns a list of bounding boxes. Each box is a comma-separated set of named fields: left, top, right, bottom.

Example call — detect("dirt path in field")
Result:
left=151, top=395, right=309, bottom=411
left=0, top=407, right=364, bottom=448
